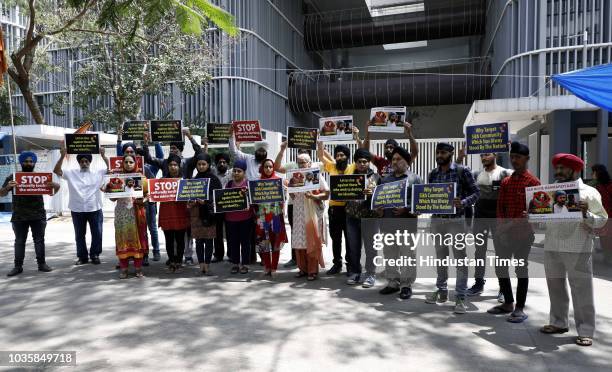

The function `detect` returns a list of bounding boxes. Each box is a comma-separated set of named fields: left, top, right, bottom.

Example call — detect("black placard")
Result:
left=213, top=187, right=249, bottom=213
left=65, top=133, right=99, bottom=154
left=122, top=120, right=150, bottom=141
left=206, top=123, right=232, bottom=144
left=330, top=174, right=366, bottom=201
left=150, top=120, right=183, bottom=143
left=287, top=127, right=318, bottom=150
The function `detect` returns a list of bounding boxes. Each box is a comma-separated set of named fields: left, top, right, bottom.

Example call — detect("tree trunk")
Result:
left=16, top=79, right=45, bottom=124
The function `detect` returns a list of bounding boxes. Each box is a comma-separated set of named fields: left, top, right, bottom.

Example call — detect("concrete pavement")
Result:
left=1, top=217, right=612, bottom=371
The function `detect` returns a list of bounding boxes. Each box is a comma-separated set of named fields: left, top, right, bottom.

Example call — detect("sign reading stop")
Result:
left=14, top=172, right=54, bottom=195
left=232, top=120, right=262, bottom=142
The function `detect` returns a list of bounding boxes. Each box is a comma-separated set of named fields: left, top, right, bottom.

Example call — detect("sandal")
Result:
left=231, top=266, right=240, bottom=274
left=539, top=325, right=569, bottom=334
left=487, top=305, right=513, bottom=314
left=240, top=266, right=249, bottom=274
left=135, top=269, right=144, bottom=278
left=307, top=273, right=317, bottom=281
left=507, top=311, right=528, bottom=323
left=575, top=336, right=593, bottom=346
left=294, top=271, right=307, bottom=278
left=119, top=270, right=129, bottom=279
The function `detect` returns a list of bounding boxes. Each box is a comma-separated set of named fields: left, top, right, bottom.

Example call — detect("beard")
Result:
left=255, top=152, right=267, bottom=163
left=336, top=159, right=348, bottom=171
left=21, top=165, right=34, bottom=172
left=385, top=152, right=393, bottom=161
left=217, top=165, right=228, bottom=174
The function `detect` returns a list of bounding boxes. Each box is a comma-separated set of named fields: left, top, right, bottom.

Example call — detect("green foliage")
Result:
left=0, top=84, right=25, bottom=125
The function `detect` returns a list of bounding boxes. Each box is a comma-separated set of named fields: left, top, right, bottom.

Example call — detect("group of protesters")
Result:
left=3, top=120, right=611, bottom=347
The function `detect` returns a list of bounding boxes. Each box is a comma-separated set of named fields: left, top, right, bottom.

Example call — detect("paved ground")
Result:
left=1, top=217, right=612, bottom=371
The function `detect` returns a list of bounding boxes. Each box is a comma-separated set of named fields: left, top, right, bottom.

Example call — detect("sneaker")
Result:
left=283, top=259, right=297, bottom=268
left=152, top=252, right=161, bottom=261
left=361, top=275, right=376, bottom=288
left=326, top=263, right=342, bottom=275
left=38, top=263, right=53, bottom=272
left=497, top=291, right=505, bottom=303
left=379, top=286, right=400, bottom=295
left=466, top=284, right=484, bottom=296
left=184, top=257, right=194, bottom=265
left=425, top=290, right=448, bottom=304
left=454, top=298, right=467, bottom=314
left=346, top=273, right=360, bottom=285
left=399, top=287, right=412, bottom=300
left=7, top=266, right=23, bottom=277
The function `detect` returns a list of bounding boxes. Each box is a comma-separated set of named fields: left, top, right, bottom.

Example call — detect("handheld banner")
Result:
left=214, top=187, right=249, bottom=213
left=330, top=174, right=366, bottom=201
left=65, top=133, right=99, bottom=154
left=206, top=123, right=232, bottom=144
left=465, top=122, right=509, bottom=154
left=248, top=178, right=284, bottom=204
left=175, top=178, right=211, bottom=201
left=368, top=106, right=407, bottom=133
left=526, top=181, right=581, bottom=219
left=286, top=167, right=321, bottom=193
left=232, top=120, right=262, bottom=142
left=148, top=178, right=180, bottom=202
left=371, top=179, right=408, bottom=209
left=14, top=172, right=54, bottom=195
left=150, top=120, right=183, bottom=143
left=319, top=116, right=353, bottom=141
left=411, top=183, right=456, bottom=214
left=287, top=127, right=318, bottom=150
left=122, top=120, right=150, bottom=141
left=102, top=173, right=144, bottom=198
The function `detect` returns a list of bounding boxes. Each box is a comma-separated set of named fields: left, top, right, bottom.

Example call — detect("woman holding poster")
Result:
left=112, top=155, right=149, bottom=279
left=290, top=153, right=329, bottom=281
left=255, top=159, right=288, bottom=277
left=224, top=159, right=254, bottom=274
left=158, top=154, right=190, bottom=273
left=188, top=153, right=222, bottom=275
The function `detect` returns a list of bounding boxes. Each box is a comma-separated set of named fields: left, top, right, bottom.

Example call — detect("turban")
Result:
left=166, top=154, right=182, bottom=166
left=233, top=158, right=247, bottom=171
left=353, top=148, right=372, bottom=162
left=215, top=152, right=230, bottom=164
left=170, top=141, right=184, bottom=152
left=555, top=190, right=567, bottom=198
left=510, top=142, right=530, bottom=156
left=254, top=141, right=268, bottom=152
left=384, top=139, right=399, bottom=148
left=436, top=142, right=455, bottom=152
left=552, top=153, right=584, bottom=172
left=18, top=151, right=37, bottom=164
left=76, top=154, right=92, bottom=163
left=121, top=142, right=137, bottom=154
left=333, top=145, right=350, bottom=158
left=392, top=146, right=411, bottom=164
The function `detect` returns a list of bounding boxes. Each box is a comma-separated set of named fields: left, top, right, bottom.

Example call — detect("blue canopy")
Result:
left=552, top=63, right=612, bottom=112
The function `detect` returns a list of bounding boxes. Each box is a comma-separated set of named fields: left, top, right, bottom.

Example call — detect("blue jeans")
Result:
left=12, top=219, right=47, bottom=266
left=432, top=219, right=469, bottom=299
left=71, top=209, right=103, bottom=260
left=145, top=202, right=160, bottom=254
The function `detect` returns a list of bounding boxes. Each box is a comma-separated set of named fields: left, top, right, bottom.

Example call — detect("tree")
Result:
left=4, top=0, right=237, bottom=125
left=72, top=4, right=217, bottom=129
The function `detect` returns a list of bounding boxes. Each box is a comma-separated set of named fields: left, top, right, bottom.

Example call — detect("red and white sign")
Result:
left=110, top=156, right=144, bottom=174
left=148, top=178, right=180, bottom=202
left=232, top=120, right=262, bottom=142
left=14, top=172, right=54, bottom=195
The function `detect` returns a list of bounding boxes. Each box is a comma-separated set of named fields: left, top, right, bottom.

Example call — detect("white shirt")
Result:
left=544, top=178, right=608, bottom=253
left=62, top=167, right=106, bottom=212
left=229, top=137, right=265, bottom=181
left=553, top=204, right=569, bottom=214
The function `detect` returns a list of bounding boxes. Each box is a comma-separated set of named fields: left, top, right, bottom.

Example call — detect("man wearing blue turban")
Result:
left=1, top=151, right=60, bottom=276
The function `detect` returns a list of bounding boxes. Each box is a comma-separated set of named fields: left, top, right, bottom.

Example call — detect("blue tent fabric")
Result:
left=552, top=63, right=612, bottom=112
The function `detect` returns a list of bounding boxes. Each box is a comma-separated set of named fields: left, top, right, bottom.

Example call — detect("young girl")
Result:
left=189, top=153, right=222, bottom=275
left=255, top=159, right=288, bottom=277
left=158, top=154, right=189, bottom=273
left=112, top=155, right=149, bottom=279
left=224, top=159, right=253, bottom=274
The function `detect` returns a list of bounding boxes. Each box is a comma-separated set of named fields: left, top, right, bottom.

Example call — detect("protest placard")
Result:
left=122, top=120, right=150, bottom=141
left=286, top=167, right=321, bottom=193
left=411, top=183, right=456, bottom=214
left=148, top=178, right=180, bottom=202
left=371, top=179, right=408, bottom=209
left=65, top=133, right=99, bottom=154
left=110, top=156, right=144, bottom=174
left=232, top=120, right=262, bottom=142
left=319, top=116, right=353, bottom=141
left=206, top=123, right=232, bottom=144
left=175, top=178, right=211, bottom=201
left=213, top=187, right=249, bottom=213
left=465, top=122, right=509, bottom=154
left=14, top=172, right=54, bottom=195
left=526, top=181, right=581, bottom=219
left=248, top=179, right=284, bottom=204
left=102, top=173, right=144, bottom=198
left=368, top=107, right=407, bottom=133
left=150, top=120, right=183, bottom=143
left=287, top=127, right=318, bottom=150
left=330, top=174, right=366, bottom=201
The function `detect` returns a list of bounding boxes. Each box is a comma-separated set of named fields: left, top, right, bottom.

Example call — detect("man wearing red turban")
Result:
left=540, top=153, right=608, bottom=347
